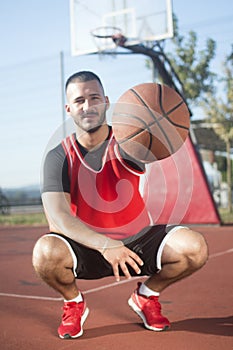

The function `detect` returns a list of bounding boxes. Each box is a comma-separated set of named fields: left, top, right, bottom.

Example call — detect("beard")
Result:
left=74, top=106, right=107, bottom=133
left=87, top=124, right=103, bottom=133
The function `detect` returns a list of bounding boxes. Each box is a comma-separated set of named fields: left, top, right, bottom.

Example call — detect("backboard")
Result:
left=70, top=0, right=174, bottom=56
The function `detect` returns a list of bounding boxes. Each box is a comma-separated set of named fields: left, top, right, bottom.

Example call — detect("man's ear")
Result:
left=105, top=96, right=110, bottom=110
left=65, top=104, right=71, bottom=115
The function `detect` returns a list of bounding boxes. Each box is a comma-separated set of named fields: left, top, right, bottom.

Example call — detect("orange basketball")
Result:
left=112, top=83, right=190, bottom=163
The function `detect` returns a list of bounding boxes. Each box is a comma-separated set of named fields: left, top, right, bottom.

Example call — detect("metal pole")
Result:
left=60, top=51, right=66, bottom=138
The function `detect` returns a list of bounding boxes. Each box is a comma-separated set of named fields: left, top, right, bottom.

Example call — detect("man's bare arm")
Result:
left=42, top=192, right=143, bottom=281
left=42, top=192, right=122, bottom=252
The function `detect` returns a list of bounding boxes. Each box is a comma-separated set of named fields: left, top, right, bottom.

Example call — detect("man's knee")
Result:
left=32, top=235, right=71, bottom=273
left=165, top=227, right=208, bottom=271
left=33, top=236, right=52, bottom=266
left=181, top=229, right=208, bottom=270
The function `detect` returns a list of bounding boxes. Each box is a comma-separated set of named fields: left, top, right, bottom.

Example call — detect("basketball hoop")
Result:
left=70, top=0, right=174, bottom=57
left=90, top=26, right=127, bottom=57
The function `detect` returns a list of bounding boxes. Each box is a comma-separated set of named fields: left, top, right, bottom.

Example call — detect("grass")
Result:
left=219, top=208, right=233, bottom=224
left=0, top=208, right=232, bottom=227
left=0, top=212, right=47, bottom=226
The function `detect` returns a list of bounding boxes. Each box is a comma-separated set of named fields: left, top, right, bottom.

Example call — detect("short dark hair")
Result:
left=65, top=71, right=104, bottom=93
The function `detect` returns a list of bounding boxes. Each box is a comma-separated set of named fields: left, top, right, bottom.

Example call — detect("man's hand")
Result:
left=42, top=192, right=144, bottom=282
left=102, top=245, right=144, bottom=282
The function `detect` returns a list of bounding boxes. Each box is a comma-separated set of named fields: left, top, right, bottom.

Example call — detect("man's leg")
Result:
left=145, top=227, right=208, bottom=291
left=128, top=227, right=208, bottom=331
left=32, top=235, right=88, bottom=339
left=32, top=235, right=79, bottom=299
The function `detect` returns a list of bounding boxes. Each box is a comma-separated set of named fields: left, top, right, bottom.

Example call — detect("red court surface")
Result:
left=0, top=224, right=232, bottom=350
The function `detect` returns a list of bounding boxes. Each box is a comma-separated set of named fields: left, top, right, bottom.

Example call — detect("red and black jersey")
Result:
left=42, top=128, right=151, bottom=239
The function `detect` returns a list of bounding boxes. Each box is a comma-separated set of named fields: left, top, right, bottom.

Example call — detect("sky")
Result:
left=0, top=0, right=232, bottom=189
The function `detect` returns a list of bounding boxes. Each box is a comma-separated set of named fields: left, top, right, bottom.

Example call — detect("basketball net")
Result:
left=90, top=26, right=127, bottom=59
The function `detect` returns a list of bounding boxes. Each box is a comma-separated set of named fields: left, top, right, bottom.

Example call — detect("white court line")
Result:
left=84, top=276, right=142, bottom=295
left=209, top=248, right=233, bottom=259
left=0, top=293, right=62, bottom=301
left=0, top=249, right=232, bottom=301
left=0, top=276, right=142, bottom=301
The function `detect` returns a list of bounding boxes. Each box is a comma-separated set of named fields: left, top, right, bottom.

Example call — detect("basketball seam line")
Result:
left=112, top=112, right=164, bottom=140
left=130, top=88, right=174, bottom=153
left=112, top=112, right=153, bottom=159
left=158, top=85, right=189, bottom=131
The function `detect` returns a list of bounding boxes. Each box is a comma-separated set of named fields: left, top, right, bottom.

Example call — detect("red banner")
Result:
left=143, top=136, right=221, bottom=224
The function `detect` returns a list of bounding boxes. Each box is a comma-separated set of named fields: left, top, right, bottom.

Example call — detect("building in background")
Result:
left=192, top=121, right=232, bottom=208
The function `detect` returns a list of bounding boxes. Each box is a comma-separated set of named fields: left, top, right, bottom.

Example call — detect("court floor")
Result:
left=0, top=225, right=232, bottom=350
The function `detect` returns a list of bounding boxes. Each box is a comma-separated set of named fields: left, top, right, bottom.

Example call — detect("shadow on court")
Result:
left=172, top=315, right=233, bottom=336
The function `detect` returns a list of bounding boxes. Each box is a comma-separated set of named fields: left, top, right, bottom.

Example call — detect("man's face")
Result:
left=65, top=79, right=109, bottom=133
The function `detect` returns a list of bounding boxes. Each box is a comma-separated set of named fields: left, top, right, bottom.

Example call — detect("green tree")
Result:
left=166, top=15, right=216, bottom=105
left=146, top=16, right=232, bottom=212
left=201, top=49, right=233, bottom=213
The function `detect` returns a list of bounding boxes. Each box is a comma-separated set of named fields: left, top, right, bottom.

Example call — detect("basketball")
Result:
left=112, top=83, right=190, bottom=163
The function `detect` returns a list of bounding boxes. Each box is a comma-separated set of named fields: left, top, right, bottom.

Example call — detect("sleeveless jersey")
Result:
left=61, top=131, right=151, bottom=240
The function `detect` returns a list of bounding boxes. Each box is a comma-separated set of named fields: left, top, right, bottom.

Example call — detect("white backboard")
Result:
left=70, top=0, right=174, bottom=56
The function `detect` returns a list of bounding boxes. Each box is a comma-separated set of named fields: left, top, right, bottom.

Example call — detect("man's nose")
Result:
left=83, top=100, right=90, bottom=111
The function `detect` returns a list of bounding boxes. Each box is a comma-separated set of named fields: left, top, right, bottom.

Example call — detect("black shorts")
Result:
left=46, top=225, right=179, bottom=280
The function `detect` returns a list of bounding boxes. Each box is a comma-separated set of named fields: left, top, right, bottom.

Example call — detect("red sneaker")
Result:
left=128, top=283, right=170, bottom=331
left=58, top=299, right=89, bottom=339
